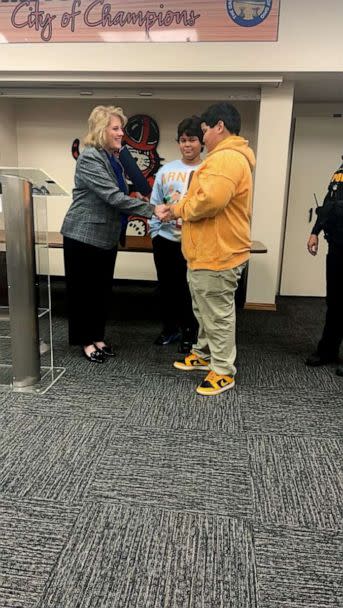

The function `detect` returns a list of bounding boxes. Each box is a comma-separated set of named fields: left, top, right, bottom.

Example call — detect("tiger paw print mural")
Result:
left=126, top=217, right=147, bottom=237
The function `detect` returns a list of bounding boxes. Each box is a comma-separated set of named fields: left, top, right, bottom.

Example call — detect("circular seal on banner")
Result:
left=226, top=0, right=272, bottom=27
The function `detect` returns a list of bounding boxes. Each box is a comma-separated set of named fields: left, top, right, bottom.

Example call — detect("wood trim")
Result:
left=41, top=234, right=268, bottom=254
left=48, top=233, right=153, bottom=252
left=244, top=302, right=277, bottom=311
left=0, top=231, right=267, bottom=255
left=250, top=240, right=267, bottom=253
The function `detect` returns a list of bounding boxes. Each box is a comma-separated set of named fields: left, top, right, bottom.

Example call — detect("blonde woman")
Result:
left=61, top=105, right=154, bottom=363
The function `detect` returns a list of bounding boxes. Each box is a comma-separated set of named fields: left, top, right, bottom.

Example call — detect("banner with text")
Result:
left=0, top=0, right=280, bottom=43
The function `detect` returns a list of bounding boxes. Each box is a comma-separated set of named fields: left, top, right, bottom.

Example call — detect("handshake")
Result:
left=154, top=203, right=173, bottom=222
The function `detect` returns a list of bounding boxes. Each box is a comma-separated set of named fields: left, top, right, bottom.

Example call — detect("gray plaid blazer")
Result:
left=61, top=147, right=154, bottom=249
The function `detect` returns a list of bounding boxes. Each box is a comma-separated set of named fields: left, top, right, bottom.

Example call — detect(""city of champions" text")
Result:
left=9, top=0, right=201, bottom=42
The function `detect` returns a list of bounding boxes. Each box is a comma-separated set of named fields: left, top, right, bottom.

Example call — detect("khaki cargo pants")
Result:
left=187, top=264, right=246, bottom=377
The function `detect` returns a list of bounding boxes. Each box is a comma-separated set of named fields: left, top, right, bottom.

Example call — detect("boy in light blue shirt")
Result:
left=149, top=116, right=203, bottom=352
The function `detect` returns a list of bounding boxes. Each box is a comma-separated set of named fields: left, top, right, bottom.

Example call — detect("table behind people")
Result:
left=61, top=104, right=155, bottom=364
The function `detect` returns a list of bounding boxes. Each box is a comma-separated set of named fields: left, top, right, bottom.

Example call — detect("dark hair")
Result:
left=200, top=102, right=241, bottom=135
left=177, top=115, right=203, bottom=143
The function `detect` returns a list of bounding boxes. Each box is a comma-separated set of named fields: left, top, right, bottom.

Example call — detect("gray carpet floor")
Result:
left=0, top=286, right=342, bottom=607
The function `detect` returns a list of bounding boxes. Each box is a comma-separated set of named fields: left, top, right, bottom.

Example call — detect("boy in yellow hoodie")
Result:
left=155, top=102, right=256, bottom=395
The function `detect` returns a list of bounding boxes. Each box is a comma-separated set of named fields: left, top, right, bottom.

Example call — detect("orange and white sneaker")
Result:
left=173, top=352, right=210, bottom=371
left=196, top=370, right=235, bottom=395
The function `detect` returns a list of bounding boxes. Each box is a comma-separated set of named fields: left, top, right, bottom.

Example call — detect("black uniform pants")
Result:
left=63, top=236, right=117, bottom=346
left=318, top=241, right=343, bottom=358
left=152, top=235, right=198, bottom=338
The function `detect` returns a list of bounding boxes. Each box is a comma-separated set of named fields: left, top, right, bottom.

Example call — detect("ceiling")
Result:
left=0, top=72, right=342, bottom=104
left=289, top=72, right=343, bottom=104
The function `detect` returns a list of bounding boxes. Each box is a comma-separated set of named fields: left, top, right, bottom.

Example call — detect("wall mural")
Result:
left=122, top=114, right=163, bottom=190
left=122, top=114, right=163, bottom=238
left=71, top=113, right=163, bottom=245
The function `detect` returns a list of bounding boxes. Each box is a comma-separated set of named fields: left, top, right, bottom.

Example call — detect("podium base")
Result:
left=0, top=365, right=65, bottom=395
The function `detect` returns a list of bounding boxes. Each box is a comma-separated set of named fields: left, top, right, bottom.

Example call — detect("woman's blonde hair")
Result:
left=83, top=105, right=127, bottom=149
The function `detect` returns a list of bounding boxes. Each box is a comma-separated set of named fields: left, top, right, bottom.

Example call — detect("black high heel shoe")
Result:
left=94, top=343, right=116, bottom=357
left=83, top=348, right=105, bottom=363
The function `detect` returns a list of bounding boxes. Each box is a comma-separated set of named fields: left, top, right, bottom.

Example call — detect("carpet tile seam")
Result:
left=245, top=429, right=343, bottom=440
left=137, top=376, right=342, bottom=391
left=113, top=423, right=249, bottom=440
left=3, top=407, right=133, bottom=423
left=1, top=499, right=339, bottom=561
left=246, top=431, right=343, bottom=443
left=116, top=418, right=247, bottom=436
left=33, top=502, right=89, bottom=608
left=74, top=496, right=257, bottom=521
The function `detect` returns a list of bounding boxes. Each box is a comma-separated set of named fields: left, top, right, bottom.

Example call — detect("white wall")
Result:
left=0, top=99, right=18, bottom=166
left=280, top=115, right=343, bottom=297
left=294, top=103, right=343, bottom=117
left=14, top=98, right=259, bottom=227
left=13, top=97, right=259, bottom=278
left=15, top=98, right=258, bottom=199
left=5, top=95, right=341, bottom=303
left=1, top=1, right=343, bottom=74
left=0, top=99, right=18, bottom=236
left=246, top=83, right=294, bottom=307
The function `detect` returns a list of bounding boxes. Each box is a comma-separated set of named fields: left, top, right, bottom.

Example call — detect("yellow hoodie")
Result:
left=173, top=135, right=256, bottom=271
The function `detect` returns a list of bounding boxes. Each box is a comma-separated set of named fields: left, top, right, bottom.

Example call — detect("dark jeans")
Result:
left=63, top=236, right=117, bottom=346
left=317, top=241, right=343, bottom=358
left=152, top=235, right=198, bottom=338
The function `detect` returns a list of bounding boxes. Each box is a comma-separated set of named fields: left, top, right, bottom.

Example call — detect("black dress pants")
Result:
left=152, top=234, right=198, bottom=337
left=63, top=236, right=117, bottom=346
left=318, top=241, right=343, bottom=358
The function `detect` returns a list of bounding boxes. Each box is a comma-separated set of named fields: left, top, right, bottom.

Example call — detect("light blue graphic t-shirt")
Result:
left=149, top=158, right=202, bottom=242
